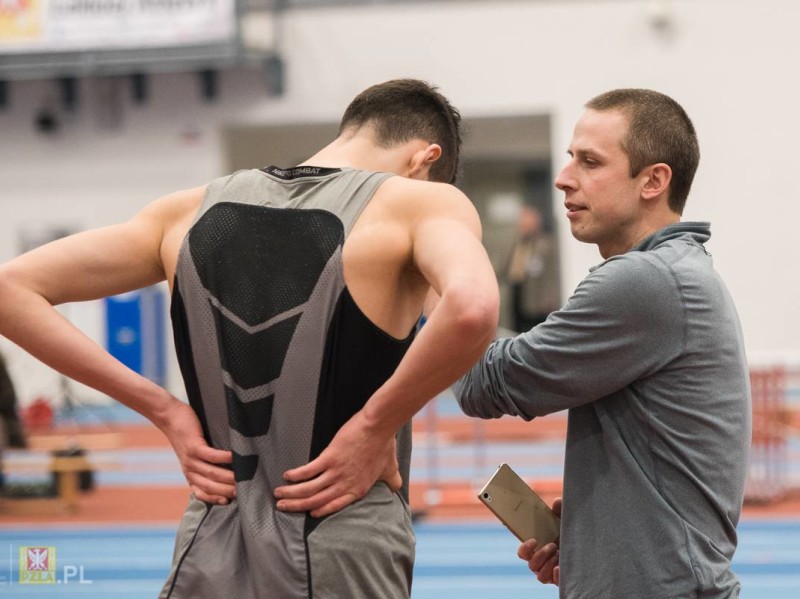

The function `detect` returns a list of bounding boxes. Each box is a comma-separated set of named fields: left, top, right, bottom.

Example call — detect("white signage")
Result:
left=0, top=0, right=237, bottom=53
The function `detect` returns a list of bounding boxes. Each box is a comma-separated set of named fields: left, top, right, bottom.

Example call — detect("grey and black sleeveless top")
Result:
left=164, top=167, right=416, bottom=598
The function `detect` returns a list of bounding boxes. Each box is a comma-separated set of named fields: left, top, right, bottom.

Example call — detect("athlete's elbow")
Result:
left=0, top=263, right=18, bottom=301
left=450, top=286, right=499, bottom=345
left=0, top=264, right=47, bottom=323
left=0, top=267, right=18, bottom=328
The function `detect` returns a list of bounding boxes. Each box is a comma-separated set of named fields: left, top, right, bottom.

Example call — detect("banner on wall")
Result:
left=0, top=0, right=237, bottom=53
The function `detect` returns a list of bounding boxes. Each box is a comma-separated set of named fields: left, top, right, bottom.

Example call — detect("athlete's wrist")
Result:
left=359, top=395, right=402, bottom=438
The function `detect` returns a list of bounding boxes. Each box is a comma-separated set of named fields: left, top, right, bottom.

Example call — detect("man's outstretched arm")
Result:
left=0, top=188, right=235, bottom=504
left=274, top=184, right=499, bottom=516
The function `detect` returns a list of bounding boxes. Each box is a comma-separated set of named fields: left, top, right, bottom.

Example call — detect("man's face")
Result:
left=554, top=109, right=648, bottom=258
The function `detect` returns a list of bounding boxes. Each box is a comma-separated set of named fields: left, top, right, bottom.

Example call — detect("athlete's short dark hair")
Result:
left=586, top=88, right=700, bottom=214
left=340, top=79, right=462, bottom=184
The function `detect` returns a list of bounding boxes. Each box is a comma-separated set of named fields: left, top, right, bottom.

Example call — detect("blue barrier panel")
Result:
left=105, top=286, right=166, bottom=387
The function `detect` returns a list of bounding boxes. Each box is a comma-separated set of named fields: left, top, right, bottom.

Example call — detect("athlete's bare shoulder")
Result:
left=132, top=184, right=208, bottom=285
left=371, top=176, right=481, bottom=236
left=137, top=184, right=207, bottom=228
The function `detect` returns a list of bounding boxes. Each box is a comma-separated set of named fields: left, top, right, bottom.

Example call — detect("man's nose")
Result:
left=554, top=162, right=573, bottom=191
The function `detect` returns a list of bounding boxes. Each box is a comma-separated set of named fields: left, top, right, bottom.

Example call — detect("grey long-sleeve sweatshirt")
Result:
left=454, top=222, right=750, bottom=599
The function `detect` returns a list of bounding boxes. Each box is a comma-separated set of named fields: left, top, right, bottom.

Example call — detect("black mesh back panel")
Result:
left=190, top=203, right=342, bottom=326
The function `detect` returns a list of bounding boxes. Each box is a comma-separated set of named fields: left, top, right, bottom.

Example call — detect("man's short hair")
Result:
left=340, top=79, right=462, bottom=184
left=586, top=89, right=700, bottom=214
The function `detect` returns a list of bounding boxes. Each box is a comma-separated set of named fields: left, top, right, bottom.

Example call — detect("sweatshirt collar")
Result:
left=633, top=221, right=711, bottom=252
left=589, top=222, right=711, bottom=272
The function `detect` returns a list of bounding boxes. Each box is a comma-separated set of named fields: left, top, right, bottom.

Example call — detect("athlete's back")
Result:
left=162, top=166, right=418, bottom=598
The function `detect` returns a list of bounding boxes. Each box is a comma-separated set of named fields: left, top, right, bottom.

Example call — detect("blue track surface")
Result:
left=0, top=518, right=798, bottom=598
left=4, top=400, right=797, bottom=596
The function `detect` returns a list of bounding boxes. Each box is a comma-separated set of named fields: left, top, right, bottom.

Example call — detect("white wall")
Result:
left=1, top=0, right=798, bottom=404
left=264, top=0, right=799, bottom=356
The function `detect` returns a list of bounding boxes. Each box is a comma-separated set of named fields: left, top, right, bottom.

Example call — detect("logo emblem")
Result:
left=19, top=546, right=56, bottom=584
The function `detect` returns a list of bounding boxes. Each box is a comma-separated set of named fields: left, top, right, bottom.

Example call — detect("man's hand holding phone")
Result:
left=477, top=464, right=562, bottom=587
left=518, top=497, right=562, bottom=586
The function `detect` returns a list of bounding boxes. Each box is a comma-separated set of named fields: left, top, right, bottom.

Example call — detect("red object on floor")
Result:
left=21, top=397, right=54, bottom=431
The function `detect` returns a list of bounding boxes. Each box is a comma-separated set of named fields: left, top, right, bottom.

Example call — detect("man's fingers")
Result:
left=197, top=463, right=235, bottom=485
left=520, top=538, right=560, bottom=585
left=275, top=471, right=342, bottom=512
left=309, top=493, right=359, bottom=518
left=552, top=497, right=562, bottom=517
left=185, top=459, right=235, bottom=486
left=518, top=538, right=539, bottom=561
left=274, top=470, right=333, bottom=501
left=378, top=445, right=401, bottom=491
left=553, top=565, right=560, bottom=586
left=384, top=470, right=402, bottom=492
left=529, top=543, right=558, bottom=572
left=276, top=484, right=341, bottom=513
left=192, top=485, right=231, bottom=506
left=195, top=445, right=233, bottom=465
left=281, top=457, right=327, bottom=483
left=187, top=473, right=236, bottom=498
left=535, top=551, right=559, bottom=584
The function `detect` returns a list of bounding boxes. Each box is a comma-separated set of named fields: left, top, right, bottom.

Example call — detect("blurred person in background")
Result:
left=505, top=204, right=560, bottom=332
left=0, top=351, right=27, bottom=492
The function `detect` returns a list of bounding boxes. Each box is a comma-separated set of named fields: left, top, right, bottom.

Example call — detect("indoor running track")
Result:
left=1, top=518, right=798, bottom=598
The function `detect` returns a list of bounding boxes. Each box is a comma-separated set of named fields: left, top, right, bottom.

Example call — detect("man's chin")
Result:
left=569, top=224, right=592, bottom=244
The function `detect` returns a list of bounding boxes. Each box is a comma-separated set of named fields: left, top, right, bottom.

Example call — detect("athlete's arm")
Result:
left=0, top=187, right=235, bottom=504
left=274, top=183, right=499, bottom=516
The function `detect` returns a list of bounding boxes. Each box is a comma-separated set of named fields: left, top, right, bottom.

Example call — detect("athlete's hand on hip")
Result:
left=160, top=399, right=236, bottom=505
left=274, top=410, right=402, bottom=517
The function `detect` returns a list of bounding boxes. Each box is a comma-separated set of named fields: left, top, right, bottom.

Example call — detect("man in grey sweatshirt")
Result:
left=454, top=89, right=750, bottom=598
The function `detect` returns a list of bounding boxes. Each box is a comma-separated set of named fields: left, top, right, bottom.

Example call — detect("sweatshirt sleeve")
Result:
left=454, top=253, right=685, bottom=419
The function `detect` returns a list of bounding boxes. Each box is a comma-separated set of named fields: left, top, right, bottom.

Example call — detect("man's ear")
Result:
left=641, top=163, right=672, bottom=200
left=408, top=143, right=442, bottom=180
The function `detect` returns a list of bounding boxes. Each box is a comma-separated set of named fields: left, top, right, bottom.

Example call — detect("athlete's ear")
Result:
left=408, top=143, right=442, bottom=181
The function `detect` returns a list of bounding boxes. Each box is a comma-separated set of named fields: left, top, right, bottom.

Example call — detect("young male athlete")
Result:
left=0, top=79, right=499, bottom=598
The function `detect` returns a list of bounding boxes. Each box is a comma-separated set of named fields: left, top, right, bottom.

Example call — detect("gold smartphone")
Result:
left=477, top=463, right=560, bottom=544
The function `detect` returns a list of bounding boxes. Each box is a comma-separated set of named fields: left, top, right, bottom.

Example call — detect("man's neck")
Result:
left=298, top=134, right=405, bottom=176
left=599, top=214, right=680, bottom=259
